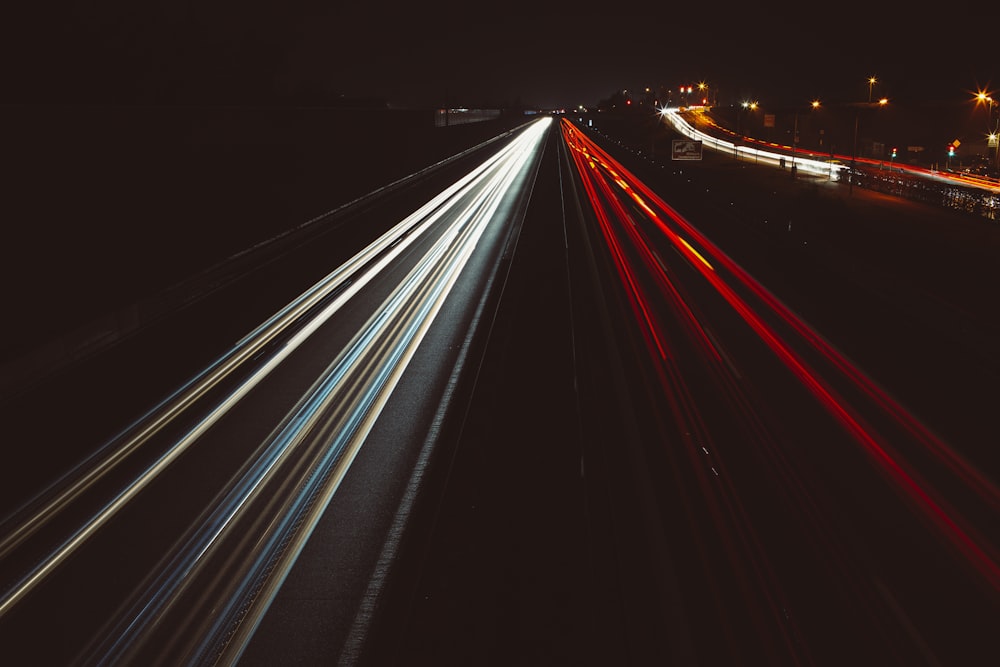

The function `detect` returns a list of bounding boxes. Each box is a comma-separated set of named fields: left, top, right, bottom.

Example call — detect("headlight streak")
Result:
left=672, top=108, right=1000, bottom=195
left=563, top=118, right=1000, bottom=595
left=692, top=109, right=1000, bottom=192
left=115, top=118, right=550, bottom=667
left=0, top=149, right=505, bottom=618
left=0, top=115, right=552, bottom=660
left=660, top=107, right=842, bottom=177
left=0, top=124, right=523, bottom=564
left=562, top=120, right=804, bottom=664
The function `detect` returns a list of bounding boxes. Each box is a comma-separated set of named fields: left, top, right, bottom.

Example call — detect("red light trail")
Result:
left=560, top=116, right=1000, bottom=660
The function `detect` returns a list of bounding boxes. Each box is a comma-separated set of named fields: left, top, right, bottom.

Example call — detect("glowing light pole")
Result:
left=736, top=100, right=757, bottom=160
left=850, top=96, right=888, bottom=194
left=975, top=90, right=999, bottom=173
left=791, top=99, right=821, bottom=176
left=697, top=81, right=713, bottom=106
left=990, top=132, right=1000, bottom=175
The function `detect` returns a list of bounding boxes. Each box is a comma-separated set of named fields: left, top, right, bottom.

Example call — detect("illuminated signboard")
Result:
left=672, top=139, right=703, bottom=160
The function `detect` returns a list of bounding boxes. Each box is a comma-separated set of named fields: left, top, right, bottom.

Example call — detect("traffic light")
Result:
left=891, top=147, right=897, bottom=158
left=947, top=144, right=955, bottom=157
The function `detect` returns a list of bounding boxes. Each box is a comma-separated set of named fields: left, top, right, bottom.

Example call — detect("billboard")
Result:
left=672, top=139, right=703, bottom=160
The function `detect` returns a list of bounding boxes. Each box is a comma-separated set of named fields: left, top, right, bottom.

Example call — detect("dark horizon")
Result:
left=3, top=3, right=994, bottom=111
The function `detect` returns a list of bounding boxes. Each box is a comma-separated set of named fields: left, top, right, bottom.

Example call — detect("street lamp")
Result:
left=850, top=96, right=888, bottom=194
left=975, top=90, right=999, bottom=172
left=790, top=100, right=820, bottom=175
left=990, top=132, right=1000, bottom=175
left=736, top=100, right=758, bottom=160
left=697, top=81, right=717, bottom=106
left=868, top=76, right=877, bottom=103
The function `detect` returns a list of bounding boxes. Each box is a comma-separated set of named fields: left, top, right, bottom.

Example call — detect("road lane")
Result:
left=559, top=117, right=1000, bottom=665
left=4, top=106, right=997, bottom=665
left=0, top=117, right=552, bottom=665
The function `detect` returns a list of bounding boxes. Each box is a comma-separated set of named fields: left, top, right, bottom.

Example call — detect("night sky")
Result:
left=2, top=2, right=993, bottom=109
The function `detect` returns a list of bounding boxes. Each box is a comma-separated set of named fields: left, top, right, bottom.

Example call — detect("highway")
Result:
left=552, top=117, right=1000, bottom=664
left=367, top=114, right=1000, bottom=665
left=0, top=116, right=552, bottom=664
left=1, top=108, right=998, bottom=665
left=668, top=104, right=1000, bottom=196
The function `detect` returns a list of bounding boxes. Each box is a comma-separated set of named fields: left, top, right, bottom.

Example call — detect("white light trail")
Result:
left=0, top=117, right=553, bottom=643
left=660, top=107, right=846, bottom=177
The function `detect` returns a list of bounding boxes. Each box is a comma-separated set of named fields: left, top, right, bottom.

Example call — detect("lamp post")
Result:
left=975, top=90, right=999, bottom=173
left=991, top=132, right=1000, bottom=175
left=868, top=76, right=877, bottom=103
left=735, top=100, right=757, bottom=160
left=849, top=108, right=862, bottom=193
left=850, top=97, right=888, bottom=194
left=791, top=99, right=821, bottom=175
left=975, top=90, right=994, bottom=128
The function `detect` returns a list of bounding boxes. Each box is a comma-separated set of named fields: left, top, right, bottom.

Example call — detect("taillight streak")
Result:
left=562, top=119, right=1000, bottom=591
left=563, top=120, right=807, bottom=664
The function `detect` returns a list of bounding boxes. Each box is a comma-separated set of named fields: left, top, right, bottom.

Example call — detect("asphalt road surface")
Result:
left=2, top=110, right=997, bottom=665
left=345, top=115, right=1000, bottom=666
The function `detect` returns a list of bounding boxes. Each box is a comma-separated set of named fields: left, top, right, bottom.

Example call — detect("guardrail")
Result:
left=664, top=107, right=1000, bottom=222
left=660, top=107, right=848, bottom=178
left=0, top=120, right=531, bottom=402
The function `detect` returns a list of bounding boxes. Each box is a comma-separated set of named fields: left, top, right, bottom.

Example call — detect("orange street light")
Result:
left=792, top=100, right=821, bottom=173
left=974, top=89, right=997, bottom=135
left=851, top=96, right=888, bottom=194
